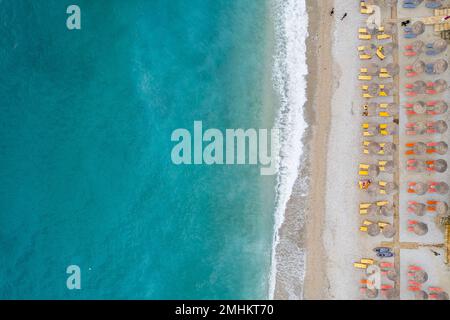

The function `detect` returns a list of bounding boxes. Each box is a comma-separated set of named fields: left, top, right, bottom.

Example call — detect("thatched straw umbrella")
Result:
left=413, top=60, right=426, bottom=74
left=366, top=288, right=379, bottom=299
left=387, top=270, right=397, bottom=281
left=412, top=40, right=424, bottom=53
left=385, top=0, right=398, bottom=6
left=435, top=292, right=449, bottom=300
left=413, top=182, right=428, bottom=195
left=413, top=101, right=426, bottom=114
left=435, top=141, right=448, bottom=155
left=368, top=205, right=380, bottom=216
left=382, top=224, right=396, bottom=238
left=433, top=59, right=448, bottom=74
left=435, top=182, right=449, bottom=195
left=414, top=122, right=427, bottom=135
left=367, top=184, right=379, bottom=196
left=366, top=102, right=378, bottom=116
left=382, top=161, right=395, bottom=174
left=368, top=83, right=380, bottom=96
left=413, top=142, right=427, bottom=155
left=367, top=63, right=380, bottom=76
left=383, top=42, right=396, bottom=55
left=436, top=201, right=448, bottom=215
left=383, top=123, right=397, bottom=135
left=415, top=290, right=429, bottom=300
left=413, top=80, right=427, bottom=94
left=384, top=22, right=397, bottom=35
left=380, top=205, right=394, bottom=217
left=435, top=120, right=448, bottom=134
left=368, top=223, right=381, bottom=236
left=365, top=126, right=378, bottom=136
left=435, top=79, right=448, bottom=93
left=412, top=21, right=425, bottom=35
left=386, top=103, right=398, bottom=116
left=383, top=288, right=397, bottom=300
left=434, top=101, right=448, bottom=115
left=413, top=222, right=429, bottom=236
left=386, top=63, right=399, bottom=77
left=413, top=160, right=427, bottom=172
left=383, top=142, right=396, bottom=155
left=410, top=202, right=426, bottom=216
left=413, top=270, right=428, bottom=283
left=433, top=159, right=447, bottom=173
left=368, top=142, right=381, bottom=154
left=433, top=39, right=447, bottom=53
left=384, top=182, right=397, bottom=195
left=368, top=165, right=380, bottom=177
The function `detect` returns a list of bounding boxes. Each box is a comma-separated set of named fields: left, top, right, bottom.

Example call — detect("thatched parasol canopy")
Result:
left=413, top=60, right=426, bottom=74
left=386, top=103, right=398, bottom=116
left=382, top=224, right=396, bottom=238
left=435, top=79, right=448, bottom=93
left=383, top=42, right=396, bottom=55
left=412, top=40, right=424, bottom=53
left=386, top=63, right=399, bottom=76
left=368, top=142, right=381, bottom=154
left=411, top=202, right=426, bottom=216
left=412, top=21, right=425, bottom=35
left=366, top=102, right=378, bottom=115
left=435, top=141, right=448, bottom=155
left=414, top=160, right=427, bottom=172
left=387, top=270, right=397, bottom=281
left=435, top=292, right=449, bottom=300
left=415, top=290, right=429, bottom=300
left=384, top=0, right=398, bottom=6
left=384, top=182, right=397, bottom=195
left=368, top=165, right=380, bottom=177
left=413, top=101, right=426, bottom=114
left=383, top=142, right=396, bottom=155
left=368, top=205, right=380, bottom=216
left=414, top=122, right=427, bottom=135
left=413, top=270, right=428, bottom=283
left=384, top=23, right=397, bottom=35
left=367, top=184, right=379, bottom=196
left=433, top=159, right=447, bottom=173
left=413, top=142, right=427, bottom=155
left=433, top=39, right=447, bottom=52
left=413, top=182, right=428, bottom=195
left=413, top=80, right=427, bottom=94
left=368, top=223, right=381, bottom=236
left=435, top=120, right=448, bottom=134
left=380, top=205, right=394, bottom=217
left=384, top=288, right=397, bottom=300
left=435, top=182, right=449, bottom=195
left=433, top=101, right=448, bottom=115
left=366, top=288, right=379, bottom=299
left=413, top=222, right=429, bottom=236
left=433, top=59, right=448, bottom=74
left=382, top=161, right=395, bottom=174
left=436, top=201, right=448, bottom=215
left=368, top=83, right=380, bottom=95
left=367, top=63, right=380, bottom=76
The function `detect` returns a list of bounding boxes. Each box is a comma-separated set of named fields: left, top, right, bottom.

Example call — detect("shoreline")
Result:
left=272, top=0, right=333, bottom=299
left=302, top=0, right=334, bottom=299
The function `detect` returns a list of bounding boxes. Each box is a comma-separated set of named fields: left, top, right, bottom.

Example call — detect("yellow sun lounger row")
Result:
left=353, top=257, right=376, bottom=269
left=362, top=103, right=393, bottom=117
left=360, top=220, right=390, bottom=232
left=363, top=141, right=390, bottom=155
left=358, top=46, right=386, bottom=61
left=358, top=161, right=390, bottom=176
left=359, top=201, right=389, bottom=215
left=361, top=85, right=389, bottom=99
left=362, top=123, right=391, bottom=136
left=358, top=68, right=391, bottom=81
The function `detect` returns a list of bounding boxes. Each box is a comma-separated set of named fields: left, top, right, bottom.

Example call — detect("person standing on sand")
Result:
left=341, top=13, right=347, bottom=21
left=330, top=8, right=334, bottom=16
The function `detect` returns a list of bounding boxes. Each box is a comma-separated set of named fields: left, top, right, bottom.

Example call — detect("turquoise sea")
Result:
left=0, top=0, right=278, bottom=298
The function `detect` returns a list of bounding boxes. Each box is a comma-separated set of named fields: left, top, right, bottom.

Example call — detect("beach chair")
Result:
left=376, top=46, right=386, bottom=60
left=354, top=262, right=368, bottom=269
left=358, top=68, right=372, bottom=81
left=360, top=1, right=375, bottom=14
left=425, top=0, right=442, bottom=9
left=359, top=28, right=372, bottom=40
left=360, top=258, right=375, bottom=265
left=404, top=44, right=418, bottom=57
left=358, top=46, right=372, bottom=60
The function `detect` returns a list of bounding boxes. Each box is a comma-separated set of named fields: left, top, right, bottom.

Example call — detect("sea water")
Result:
left=0, top=0, right=308, bottom=299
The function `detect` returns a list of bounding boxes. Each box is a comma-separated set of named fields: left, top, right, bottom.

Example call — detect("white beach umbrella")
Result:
left=412, top=101, right=426, bottom=114
left=410, top=202, right=426, bottom=216
left=436, top=201, right=448, bottom=215
left=415, top=290, right=429, bottom=300
left=413, top=222, right=429, bottom=236
left=413, top=182, right=428, bottom=195
left=413, top=142, right=427, bottom=155
left=435, top=79, right=448, bottom=93
left=435, top=182, right=449, bottom=195
left=435, top=141, right=448, bottom=155
left=433, top=101, right=448, bottom=115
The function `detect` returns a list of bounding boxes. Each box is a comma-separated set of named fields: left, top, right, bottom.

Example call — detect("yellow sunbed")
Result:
left=360, top=258, right=374, bottom=265
left=376, top=46, right=385, bottom=60
left=354, top=262, right=368, bottom=269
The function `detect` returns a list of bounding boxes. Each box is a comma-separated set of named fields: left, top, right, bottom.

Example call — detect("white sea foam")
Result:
left=269, top=0, right=309, bottom=299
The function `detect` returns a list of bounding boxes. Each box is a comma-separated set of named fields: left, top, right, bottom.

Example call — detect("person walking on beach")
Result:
left=330, top=8, right=334, bottom=16
left=401, top=20, right=410, bottom=27
left=341, top=12, right=347, bottom=21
